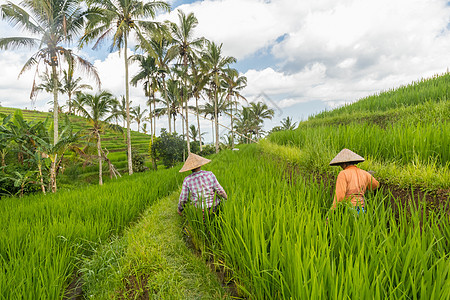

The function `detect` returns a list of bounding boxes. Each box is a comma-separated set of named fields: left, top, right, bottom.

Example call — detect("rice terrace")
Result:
left=0, top=0, right=449, bottom=299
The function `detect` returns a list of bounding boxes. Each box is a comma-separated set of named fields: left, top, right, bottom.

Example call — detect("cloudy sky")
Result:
left=0, top=0, right=449, bottom=142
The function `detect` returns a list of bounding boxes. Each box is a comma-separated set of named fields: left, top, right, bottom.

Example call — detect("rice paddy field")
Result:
left=0, top=107, right=151, bottom=179
left=0, top=73, right=449, bottom=299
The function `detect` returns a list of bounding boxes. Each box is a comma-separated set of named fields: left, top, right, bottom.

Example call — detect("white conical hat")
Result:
left=329, top=148, right=365, bottom=166
left=179, top=153, right=211, bottom=172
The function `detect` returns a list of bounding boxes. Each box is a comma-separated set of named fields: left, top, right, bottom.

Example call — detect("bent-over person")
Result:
left=329, top=148, right=379, bottom=212
left=177, top=153, right=227, bottom=216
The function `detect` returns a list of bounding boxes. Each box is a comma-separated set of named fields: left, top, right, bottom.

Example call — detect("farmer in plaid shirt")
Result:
left=177, top=153, right=227, bottom=216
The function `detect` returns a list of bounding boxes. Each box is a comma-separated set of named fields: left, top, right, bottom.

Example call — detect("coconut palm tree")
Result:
left=189, top=124, right=205, bottom=143
left=200, top=93, right=231, bottom=144
left=222, top=68, right=247, bottom=147
left=130, top=54, right=159, bottom=141
left=280, top=117, right=297, bottom=130
left=136, top=29, right=177, bottom=134
left=154, top=79, right=182, bottom=133
left=188, top=56, right=208, bottom=151
left=80, top=0, right=170, bottom=175
left=131, top=105, right=148, bottom=133
left=249, top=101, right=275, bottom=140
left=72, top=91, right=118, bottom=185
left=0, top=0, right=100, bottom=144
left=200, top=41, right=236, bottom=153
left=61, top=60, right=94, bottom=114
left=234, top=106, right=258, bottom=143
left=168, top=10, right=205, bottom=154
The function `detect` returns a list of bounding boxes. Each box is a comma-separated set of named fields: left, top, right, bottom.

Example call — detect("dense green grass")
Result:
left=0, top=167, right=184, bottom=299
left=186, top=145, right=450, bottom=299
left=267, top=74, right=450, bottom=192
left=80, top=191, right=229, bottom=299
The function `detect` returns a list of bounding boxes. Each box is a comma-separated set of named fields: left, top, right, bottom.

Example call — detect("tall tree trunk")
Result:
left=196, top=96, right=202, bottom=151
left=97, top=130, right=103, bottom=185
left=52, top=64, right=59, bottom=145
left=229, top=95, right=234, bottom=148
left=147, top=81, right=153, bottom=141
left=38, top=162, right=45, bottom=194
left=211, top=119, right=214, bottom=145
left=214, top=83, right=219, bottom=153
left=124, top=34, right=133, bottom=175
left=51, top=154, right=57, bottom=193
left=153, top=95, right=156, bottom=140
left=183, top=57, right=190, bottom=154
left=173, top=115, right=176, bottom=133
left=162, top=75, right=171, bottom=133
left=182, top=114, right=185, bottom=161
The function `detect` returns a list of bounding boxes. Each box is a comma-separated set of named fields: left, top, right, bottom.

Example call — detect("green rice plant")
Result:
left=0, top=167, right=184, bottom=299
left=269, top=120, right=450, bottom=168
left=80, top=191, right=228, bottom=299
left=185, top=145, right=450, bottom=299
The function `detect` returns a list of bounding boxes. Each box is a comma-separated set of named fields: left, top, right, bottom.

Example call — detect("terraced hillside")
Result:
left=266, top=72, right=450, bottom=195
left=0, top=107, right=151, bottom=182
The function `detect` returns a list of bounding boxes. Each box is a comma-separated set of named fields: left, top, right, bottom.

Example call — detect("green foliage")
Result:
left=131, top=148, right=147, bottom=173
left=186, top=145, right=450, bottom=299
left=151, top=129, right=185, bottom=168
left=199, top=144, right=215, bottom=156
left=80, top=192, right=227, bottom=299
left=0, top=167, right=183, bottom=298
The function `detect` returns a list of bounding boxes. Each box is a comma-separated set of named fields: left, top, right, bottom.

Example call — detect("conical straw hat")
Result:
left=329, top=148, right=365, bottom=166
left=179, top=153, right=211, bottom=172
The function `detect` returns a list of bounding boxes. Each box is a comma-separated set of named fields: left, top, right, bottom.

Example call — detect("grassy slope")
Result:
left=0, top=107, right=151, bottom=181
left=266, top=73, right=450, bottom=193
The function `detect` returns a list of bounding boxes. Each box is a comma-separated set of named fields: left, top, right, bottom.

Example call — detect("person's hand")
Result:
left=177, top=209, right=183, bottom=216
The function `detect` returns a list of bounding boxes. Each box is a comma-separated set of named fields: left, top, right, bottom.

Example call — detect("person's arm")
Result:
left=178, top=181, right=189, bottom=215
left=212, top=173, right=227, bottom=200
left=331, top=172, right=347, bottom=209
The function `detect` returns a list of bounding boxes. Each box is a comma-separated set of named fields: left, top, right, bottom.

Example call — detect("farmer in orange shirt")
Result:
left=329, top=149, right=379, bottom=212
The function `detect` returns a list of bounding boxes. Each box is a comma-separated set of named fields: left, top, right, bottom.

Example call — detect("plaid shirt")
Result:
left=178, top=170, right=227, bottom=212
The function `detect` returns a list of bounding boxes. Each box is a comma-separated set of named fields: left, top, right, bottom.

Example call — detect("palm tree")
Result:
left=130, top=54, right=158, bottom=141
left=131, top=105, right=148, bottom=133
left=0, top=0, right=99, bottom=144
left=249, top=101, right=275, bottom=140
left=168, top=10, right=205, bottom=154
left=72, top=91, right=118, bottom=185
left=80, top=0, right=170, bottom=175
left=137, top=29, right=177, bottom=134
left=200, top=93, right=231, bottom=144
left=234, top=106, right=258, bottom=143
left=154, top=79, right=182, bottom=132
left=189, top=124, right=205, bottom=143
left=200, top=41, right=236, bottom=153
left=280, top=117, right=297, bottom=130
left=188, top=56, right=208, bottom=151
left=222, top=68, right=247, bottom=147
left=61, top=60, right=94, bottom=114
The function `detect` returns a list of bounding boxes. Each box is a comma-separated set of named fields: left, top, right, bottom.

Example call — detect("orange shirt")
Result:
left=331, top=165, right=379, bottom=209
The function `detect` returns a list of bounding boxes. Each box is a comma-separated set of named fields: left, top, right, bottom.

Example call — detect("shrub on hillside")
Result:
left=132, top=148, right=147, bottom=173
left=151, top=129, right=185, bottom=168
left=199, top=144, right=215, bottom=156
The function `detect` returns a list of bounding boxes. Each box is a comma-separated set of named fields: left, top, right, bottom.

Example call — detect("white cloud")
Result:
left=1, top=0, right=450, bottom=136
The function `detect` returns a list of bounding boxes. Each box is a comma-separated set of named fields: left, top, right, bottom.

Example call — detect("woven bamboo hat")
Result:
left=329, top=148, right=365, bottom=166
left=179, top=153, right=211, bottom=172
